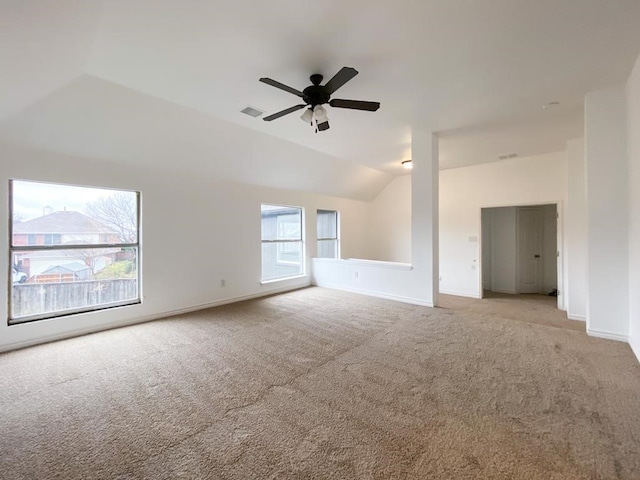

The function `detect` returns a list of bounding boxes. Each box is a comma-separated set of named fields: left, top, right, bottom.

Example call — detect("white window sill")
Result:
left=260, top=274, right=309, bottom=285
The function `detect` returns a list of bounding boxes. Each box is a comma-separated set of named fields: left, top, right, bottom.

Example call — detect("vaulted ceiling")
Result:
left=1, top=0, right=640, bottom=199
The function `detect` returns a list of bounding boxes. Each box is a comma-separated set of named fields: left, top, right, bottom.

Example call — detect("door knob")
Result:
left=534, top=254, right=541, bottom=258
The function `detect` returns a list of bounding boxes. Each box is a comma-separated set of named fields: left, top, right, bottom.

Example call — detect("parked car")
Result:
left=12, top=268, right=27, bottom=284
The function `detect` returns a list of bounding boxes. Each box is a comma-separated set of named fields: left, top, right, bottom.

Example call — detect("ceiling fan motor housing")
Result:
left=302, top=82, right=330, bottom=108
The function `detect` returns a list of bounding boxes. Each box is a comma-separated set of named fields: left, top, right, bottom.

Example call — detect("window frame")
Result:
left=260, top=204, right=304, bottom=281
left=316, top=209, right=340, bottom=259
left=8, top=180, right=142, bottom=325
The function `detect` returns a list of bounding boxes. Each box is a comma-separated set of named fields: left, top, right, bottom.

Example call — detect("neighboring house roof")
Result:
left=13, top=211, right=117, bottom=235
left=41, top=262, right=91, bottom=275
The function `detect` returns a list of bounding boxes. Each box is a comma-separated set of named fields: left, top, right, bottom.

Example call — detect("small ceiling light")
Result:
left=542, top=101, right=560, bottom=109
left=300, top=108, right=313, bottom=124
left=402, top=160, right=413, bottom=169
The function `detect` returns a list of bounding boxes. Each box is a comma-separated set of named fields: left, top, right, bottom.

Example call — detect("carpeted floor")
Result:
left=439, top=290, right=586, bottom=331
left=1, top=287, right=639, bottom=479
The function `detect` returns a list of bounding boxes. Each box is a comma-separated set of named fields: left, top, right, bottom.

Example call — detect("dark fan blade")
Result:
left=324, top=67, right=359, bottom=94
left=263, top=104, right=306, bottom=121
left=329, top=99, right=380, bottom=111
left=259, top=77, right=304, bottom=98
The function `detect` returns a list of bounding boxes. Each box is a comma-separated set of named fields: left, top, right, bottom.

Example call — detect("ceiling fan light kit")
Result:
left=300, top=105, right=329, bottom=132
left=300, top=108, right=313, bottom=124
left=259, top=67, right=380, bottom=132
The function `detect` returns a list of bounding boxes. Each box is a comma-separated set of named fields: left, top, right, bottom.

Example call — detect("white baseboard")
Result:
left=314, top=281, right=434, bottom=307
left=567, top=314, right=586, bottom=322
left=629, top=335, right=640, bottom=364
left=0, top=282, right=310, bottom=354
left=586, top=328, right=629, bottom=343
left=439, top=290, right=481, bottom=299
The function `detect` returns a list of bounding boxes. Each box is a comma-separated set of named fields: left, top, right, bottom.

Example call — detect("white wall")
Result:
left=0, top=143, right=372, bottom=352
left=313, top=130, right=439, bottom=307
left=566, top=138, right=587, bottom=321
left=439, top=152, right=568, bottom=299
left=584, top=87, right=629, bottom=341
left=627, top=54, right=640, bottom=358
left=367, top=175, right=411, bottom=263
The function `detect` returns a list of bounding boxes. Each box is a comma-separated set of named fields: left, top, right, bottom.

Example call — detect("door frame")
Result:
left=478, top=200, right=565, bottom=311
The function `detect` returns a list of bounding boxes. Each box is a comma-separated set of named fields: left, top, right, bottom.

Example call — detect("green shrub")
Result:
left=95, top=261, right=136, bottom=279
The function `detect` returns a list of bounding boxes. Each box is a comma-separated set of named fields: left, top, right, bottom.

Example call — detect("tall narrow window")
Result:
left=261, top=204, right=303, bottom=280
left=9, top=180, right=141, bottom=324
left=317, top=209, right=339, bottom=258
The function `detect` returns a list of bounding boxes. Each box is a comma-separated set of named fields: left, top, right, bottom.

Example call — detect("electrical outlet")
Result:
left=220, top=279, right=226, bottom=288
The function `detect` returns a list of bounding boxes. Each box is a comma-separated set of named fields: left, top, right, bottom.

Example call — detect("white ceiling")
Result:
left=1, top=0, right=640, bottom=194
left=0, top=75, right=391, bottom=200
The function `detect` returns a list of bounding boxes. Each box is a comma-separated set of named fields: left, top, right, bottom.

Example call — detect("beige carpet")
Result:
left=1, top=287, right=639, bottom=479
left=439, top=290, right=586, bottom=331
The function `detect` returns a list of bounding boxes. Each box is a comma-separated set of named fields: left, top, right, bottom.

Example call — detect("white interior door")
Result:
left=517, top=207, right=542, bottom=293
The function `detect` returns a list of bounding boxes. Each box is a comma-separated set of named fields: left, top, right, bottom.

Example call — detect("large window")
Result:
left=261, top=204, right=303, bottom=281
left=317, top=209, right=339, bottom=258
left=9, top=180, right=140, bottom=324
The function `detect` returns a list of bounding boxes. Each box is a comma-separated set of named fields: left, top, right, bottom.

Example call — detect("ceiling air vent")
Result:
left=240, top=106, right=264, bottom=118
left=498, top=153, right=518, bottom=160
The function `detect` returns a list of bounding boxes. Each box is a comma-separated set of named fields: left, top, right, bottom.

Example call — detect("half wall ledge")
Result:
left=311, top=258, right=434, bottom=307
left=313, top=257, right=413, bottom=271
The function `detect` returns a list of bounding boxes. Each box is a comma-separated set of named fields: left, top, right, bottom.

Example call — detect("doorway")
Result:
left=481, top=204, right=558, bottom=303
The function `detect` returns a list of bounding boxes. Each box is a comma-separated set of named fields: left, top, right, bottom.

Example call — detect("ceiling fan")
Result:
left=259, top=67, right=380, bottom=132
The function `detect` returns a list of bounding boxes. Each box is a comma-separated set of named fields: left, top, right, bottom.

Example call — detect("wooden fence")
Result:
left=12, top=279, right=138, bottom=319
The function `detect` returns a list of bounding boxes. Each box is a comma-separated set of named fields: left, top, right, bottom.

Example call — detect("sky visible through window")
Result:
left=13, top=180, right=119, bottom=221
